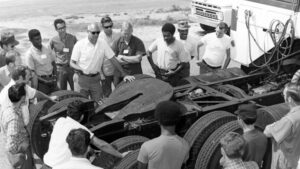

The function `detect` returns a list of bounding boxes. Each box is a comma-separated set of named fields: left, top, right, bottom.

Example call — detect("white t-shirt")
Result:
left=71, top=38, right=115, bottom=74
left=176, top=35, right=199, bottom=60
left=148, top=38, right=190, bottom=70
left=0, top=80, right=36, bottom=125
left=137, top=135, right=190, bottom=169
left=43, top=117, right=94, bottom=167
left=99, top=30, right=121, bottom=48
left=201, top=33, right=231, bottom=67
left=53, top=157, right=102, bottom=169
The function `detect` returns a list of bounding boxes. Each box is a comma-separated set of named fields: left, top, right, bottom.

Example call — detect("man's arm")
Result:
left=146, top=51, right=161, bottom=78
left=222, top=49, right=231, bottom=69
left=109, top=57, right=135, bottom=82
left=51, top=61, right=57, bottom=77
left=34, top=90, right=57, bottom=102
left=90, top=136, right=123, bottom=158
left=118, top=54, right=144, bottom=63
left=70, top=60, right=83, bottom=74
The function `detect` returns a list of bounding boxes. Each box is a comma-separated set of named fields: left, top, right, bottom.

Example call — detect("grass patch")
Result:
left=154, top=5, right=190, bottom=13
left=0, top=28, right=28, bottom=35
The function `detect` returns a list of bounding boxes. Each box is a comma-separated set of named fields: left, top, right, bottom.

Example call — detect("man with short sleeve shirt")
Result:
left=26, top=29, right=57, bottom=94
left=147, top=23, right=190, bottom=86
left=70, top=23, right=134, bottom=102
left=49, top=18, right=77, bottom=90
left=112, top=21, right=146, bottom=84
left=197, top=22, right=234, bottom=74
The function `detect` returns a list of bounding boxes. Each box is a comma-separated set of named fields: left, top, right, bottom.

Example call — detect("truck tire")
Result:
left=114, top=150, right=140, bottom=169
left=47, top=97, right=90, bottom=114
left=255, top=103, right=289, bottom=129
left=214, top=84, right=248, bottom=99
left=92, top=136, right=149, bottom=169
left=200, top=24, right=215, bottom=32
left=183, top=111, right=236, bottom=169
left=195, top=121, right=242, bottom=169
left=50, top=90, right=86, bottom=101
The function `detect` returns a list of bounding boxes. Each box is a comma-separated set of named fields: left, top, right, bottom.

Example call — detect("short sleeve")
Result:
left=104, top=41, right=115, bottom=59
left=264, top=117, right=292, bottom=143
left=225, top=36, right=231, bottom=49
left=25, top=50, right=35, bottom=71
left=70, top=119, right=94, bottom=138
left=148, top=39, right=158, bottom=53
left=137, top=143, right=149, bottom=164
left=177, top=42, right=190, bottom=62
left=71, top=41, right=81, bottom=62
left=111, top=37, right=120, bottom=55
left=135, top=38, right=146, bottom=55
left=26, top=85, right=37, bottom=99
left=200, top=35, right=207, bottom=44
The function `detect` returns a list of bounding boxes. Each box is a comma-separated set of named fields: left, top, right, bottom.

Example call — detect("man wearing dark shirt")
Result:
left=112, top=21, right=145, bottom=84
left=235, top=103, right=268, bottom=167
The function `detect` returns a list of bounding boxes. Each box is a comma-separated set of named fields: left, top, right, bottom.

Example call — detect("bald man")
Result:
left=112, top=21, right=146, bottom=84
left=70, top=23, right=134, bottom=101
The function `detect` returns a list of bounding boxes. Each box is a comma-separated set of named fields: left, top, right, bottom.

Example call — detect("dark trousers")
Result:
left=158, top=63, right=190, bottom=87
left=38, top=77, right=57, bottom=95
left=101, top=75, right=115, bottom=97
left=57, top=65, right=74, bottom=90
left=198, top=60, right=221, bottom=74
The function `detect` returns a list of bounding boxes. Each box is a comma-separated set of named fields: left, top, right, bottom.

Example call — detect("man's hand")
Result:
left=49, top=95, right=59, bottom=102
left=123, top=75, right=135, bottom=82
left=121, top=151, right=132, bottom=158
left=164, top=70, right=176, bottom=76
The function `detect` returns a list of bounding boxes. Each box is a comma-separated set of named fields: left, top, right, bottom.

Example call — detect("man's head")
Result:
left=66, top=128, right=91, bottom=157
left=215, top=22, right=229, bottom=38
left=220, top=132, right=245, bottom=159
left=28, top=29, right=42, bottom=50
left=101, top=16, right=113, bottom=36
left=283, top=82, right=300, bottom=107
left=0, top=32, right=19, bottom=51
left=235, top=103, right=257, bottom=127
left=155, top=101, right=184, bottom=127
left=162, top=23, right=176, bottom=45
left=54, top=18, right=67, bottom=37
left=67, top=100, right=85, bottom=122
left=121, top=21, right=133, bottom=43
left=11, top=65, right=32, bottom=84
left=5, top=50, right=17, bottom=68
left=8, top=83, right=26, bottom=105
left=87, top=23, right=100, bottom=45
left=177, top=20, right=190, bottom=40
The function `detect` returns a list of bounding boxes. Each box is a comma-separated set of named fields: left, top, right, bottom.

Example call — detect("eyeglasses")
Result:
left=104, top=25, right=113, bottom=29
left=57, top=26, right=66, bottom=31
left=90, top=31, right=100, bottom=35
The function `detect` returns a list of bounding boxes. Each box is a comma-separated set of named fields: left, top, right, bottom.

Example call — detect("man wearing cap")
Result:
left=70, top=23, right=135, bottom=102
left=112, top=21, right=146, bottom=84
left=147, top=23, right=190, bottom=86
left=0, top=32, right=21, bottom=68
left=49, top=18, right=77, bottom=91
left=137, top=101, right=190, bottom=169
left=0, top=51, right=18, bottom=91
left=25, top=29, right=58, bottom=94
left=197, top=22, right=234, bottom=74
left=99, top=16, right=121, bottom=97
left=235, top=103, right=267, bottom=167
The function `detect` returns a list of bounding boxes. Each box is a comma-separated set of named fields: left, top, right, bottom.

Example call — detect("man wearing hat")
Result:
left=147, top=23, right=190, bottom=86
left=137, top=101, right=190, bottom=169
left=99, top=16, right=121, bottom=97
left=235, top=103, right=267, bottom=167
left=0, top=32, right=21, bottom=68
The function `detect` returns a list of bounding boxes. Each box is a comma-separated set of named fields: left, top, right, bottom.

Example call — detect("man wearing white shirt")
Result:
left=0, top=65, right=57, bottom=126
left=0, top=51, right=18, bottom=91
left=70, top=23, right=134, bottom=101
left=147, top=23, right=190, bottom=86
left=197, top=22, right=234, bottom=74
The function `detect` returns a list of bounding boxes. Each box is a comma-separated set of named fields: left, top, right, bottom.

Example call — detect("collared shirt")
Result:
left=53, top=157, right=103, bottom=169
left=71, top=38, right=114, bottom=75
left=49, top=33, right=77, bottom=65
left=0, top=105, right=29, bottom=154
left=112, top=35, right=146, bottom=75
left=264, top=105, right=300, bottom=169
left=43, top=117, right=94, bottom=167
left=99, top=30, right=121, bottom=48
left=26, top=45, right=56, bottom=76
left=148, top=38, right=189, bottom=70
left=0, top=65, right=11, bottom=87
left=201, top=32, right=231, bottom=67
left=176, top=35, right=199, bottom=60
left=0, top=80, right=36, bottom=125
left=221, top=158, right=259, bottom=169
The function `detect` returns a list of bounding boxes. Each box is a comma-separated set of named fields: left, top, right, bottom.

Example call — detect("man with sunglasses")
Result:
left=112, top=21, right=146, bottom=84
left=70, top=23, right=135, bottom=102
left=49, top=19, right=77, bottom=91
left=0, top=32, right=22, bottom=68
left=99, top=16, right=121, bottom=97
left=196, top=22, right=234, bottom=74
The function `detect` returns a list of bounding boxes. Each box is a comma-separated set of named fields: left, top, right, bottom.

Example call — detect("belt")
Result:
left=40, top=74, right=53, bottom=78
left=56, top=63, right=69, bottom=67
left=81, top=72, right=99, bottom=77
left=202, top=60, right=221, bottom=69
